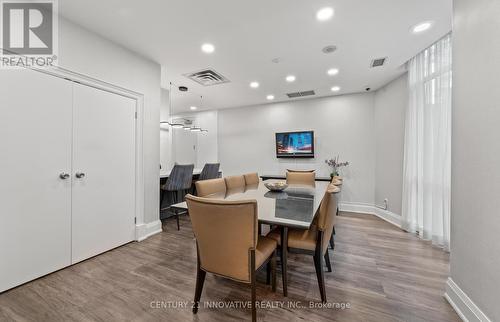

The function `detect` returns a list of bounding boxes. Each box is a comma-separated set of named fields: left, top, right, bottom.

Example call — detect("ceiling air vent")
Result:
left=184, top=68, right=230, bottom=86
left=370, top=57, right=387, bottom=68
left=286, top=90, right=316, bottom=98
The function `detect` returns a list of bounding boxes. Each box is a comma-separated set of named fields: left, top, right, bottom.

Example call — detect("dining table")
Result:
left=159, top=168, right=223, bottom=180
left=169, top=179, right=331, bottom=297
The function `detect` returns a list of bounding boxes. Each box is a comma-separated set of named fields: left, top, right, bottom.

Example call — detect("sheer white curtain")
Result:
left=402, top=34, right=452, bottom=250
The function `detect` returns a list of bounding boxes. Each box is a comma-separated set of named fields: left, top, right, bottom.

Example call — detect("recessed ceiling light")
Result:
left=316, top=7, right=334, bottom=21
left=190, top=106, right=197, bottom=110
left=201, top=43, right=215, bottom=53
left=327, top=68, right=339, bottom=76
left=286, top=75, right=296, bottom=82
left=250, top=81, right=259, bottom=88
left=266, top=95, right=275, bottom=100
left=331, top=86, right=341, bottom=92
left=412, top=21, right=433, bottom=34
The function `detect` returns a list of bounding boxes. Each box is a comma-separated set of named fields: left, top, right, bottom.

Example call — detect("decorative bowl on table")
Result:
left=264, top=181, right=288, bottom=192
left=264, top=191, right=288, bottom=199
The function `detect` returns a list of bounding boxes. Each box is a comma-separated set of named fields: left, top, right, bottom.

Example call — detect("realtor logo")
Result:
left=1, top=0, right=58, bottom=68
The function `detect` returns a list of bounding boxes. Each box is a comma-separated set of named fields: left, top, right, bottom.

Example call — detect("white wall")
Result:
left=172, top=126, right=197, bottom=165
left=374, top=74, right=407, bottom=215
left=160, top=89, right=172, bottom=172
left=447, top=0, right=500, bottom=321
left=58, top=18, right=161, bottom=224
left=218, top=93, right=376, bottom=205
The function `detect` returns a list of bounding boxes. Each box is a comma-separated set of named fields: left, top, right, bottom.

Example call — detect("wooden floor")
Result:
left=0, top=212, right=460, bottom=322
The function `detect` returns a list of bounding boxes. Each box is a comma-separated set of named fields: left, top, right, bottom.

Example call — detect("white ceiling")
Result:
left=59, top=0, right=452, bottom=114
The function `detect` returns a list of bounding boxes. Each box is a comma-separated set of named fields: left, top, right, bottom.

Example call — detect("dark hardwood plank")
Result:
left=0, top=212, right=460, bottom=322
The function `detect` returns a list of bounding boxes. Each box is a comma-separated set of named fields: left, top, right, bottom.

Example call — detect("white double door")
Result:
left=0, top=69, right=136, bottom=292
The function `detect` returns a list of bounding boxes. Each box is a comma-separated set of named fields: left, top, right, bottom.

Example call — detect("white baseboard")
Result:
left=339, top=202, right=402, bottom=227
left=445, top=278, right=491, bottom=322
left=135, top=220, right=163, bottom=242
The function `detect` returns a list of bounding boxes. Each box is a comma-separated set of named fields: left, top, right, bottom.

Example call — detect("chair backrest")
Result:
left=316, top=185, right=339, bottom=254
left=199, top=163, right=220, bottom=181
left=286, top=171, right=316, bottom=186
left=196, top=178, right=227, bottom=197
left=330, top=178, right=342, bottom=187
left=186, top=195, right=258, bottom=283
left=225, top=175, right=246, bottom=190
left=287, top=169, right=315, bottom=173
left=164, top=164, right=194, bottom=191
left=243, top=172, right=259, bottom=185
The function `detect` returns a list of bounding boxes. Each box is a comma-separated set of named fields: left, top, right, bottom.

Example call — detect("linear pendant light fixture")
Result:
left=159, top=83, right=208, bottom=133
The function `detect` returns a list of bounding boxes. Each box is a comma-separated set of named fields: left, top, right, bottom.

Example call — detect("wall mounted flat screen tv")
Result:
left=275, top=131, right=314, bottom=158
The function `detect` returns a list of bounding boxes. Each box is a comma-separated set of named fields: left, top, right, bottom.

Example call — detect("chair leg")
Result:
left=174, top=191, right=180, bottom=230
left=160, top=189, right=165, bottom=207
left=329, top=234, right=335, bottom=250
left=314, top=231, right=327, bottom=302
left=313, top=254, right=327, bottom=302
left=250, top=250, right=257, bottom=322
left=280, top=227, right=288, bottom=297
left=193, top=266, right=206, bottom=314
left=266, top=261, right=271, bottom=285
left=324, top=249, right=332, bottom=273
left=271, top=250, right=277, bottom=292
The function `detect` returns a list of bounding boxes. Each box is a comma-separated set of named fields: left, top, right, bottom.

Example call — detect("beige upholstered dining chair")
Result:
left=267, top=184, right=339, bottom=302
left=330, top=176, right=343, bottom=186
left=225, top=175, right=246, bottom=189
left=243, top=173, right=260, bottom=185
left=328, top=179, right=342, bottom=249
left=195, top=178, right=227, bottom=197
left=286, top=171, right=316, bottom=186
left=332, top=180, right=342, bottom=185
left=186, top=195, right=277, bottom=322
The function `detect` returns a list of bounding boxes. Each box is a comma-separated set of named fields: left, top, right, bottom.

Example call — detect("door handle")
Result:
left=75, top=172, right=86, bottom=179
left=59, top=173, right=70, bottom=180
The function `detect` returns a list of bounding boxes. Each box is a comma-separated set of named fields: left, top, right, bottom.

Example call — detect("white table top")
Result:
left=160, top=168, right=203, bottom=179
left=170, top=180, right=331, bottom=229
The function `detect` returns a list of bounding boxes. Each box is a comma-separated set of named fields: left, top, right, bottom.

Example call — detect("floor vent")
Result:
left=184, top=68, right=230, bottom=86
left=286, top=90, right=316, bottom=98
left=370, top=57, right=387, bottom=68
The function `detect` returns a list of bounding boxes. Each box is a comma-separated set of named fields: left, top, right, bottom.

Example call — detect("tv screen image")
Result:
left=275, top=131, right=314, bottom=158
